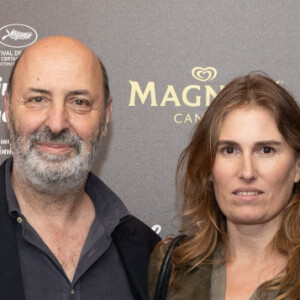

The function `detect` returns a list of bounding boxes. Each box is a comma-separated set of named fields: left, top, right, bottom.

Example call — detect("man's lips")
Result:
left=36, top=142, right=74, bottom=154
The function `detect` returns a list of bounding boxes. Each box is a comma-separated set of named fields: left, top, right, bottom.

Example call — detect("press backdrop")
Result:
left=0, top=0, right=299, bottom=237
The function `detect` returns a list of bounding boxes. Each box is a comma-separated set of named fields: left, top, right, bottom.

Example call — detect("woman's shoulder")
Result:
left=148, top=235, right=186, bottom=277
left=147, top=238, right=174, bottom=299
left=148, top=236, right=214, bottom=300
left=150, top=237, right=176, bottom=261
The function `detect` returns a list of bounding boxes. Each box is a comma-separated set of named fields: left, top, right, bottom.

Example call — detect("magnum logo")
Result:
left=192, top=67, right=217, bottom=82
left=129, top=67, right=222, bottom=108
left=129, top=66, right=223, bottom=123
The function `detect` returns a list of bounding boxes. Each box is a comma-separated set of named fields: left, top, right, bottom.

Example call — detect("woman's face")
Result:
left=211, top=106, right=300, bottom=226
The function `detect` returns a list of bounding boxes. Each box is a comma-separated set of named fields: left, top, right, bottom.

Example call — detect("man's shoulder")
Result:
left=0, top=158, right=9, bottom=177
left=87, top=172, right=161, bottom=246
left=113, top=215, right=161, bottom=256
left=113, top=215, right=161, bottom=288
left=116, top=215, right=160, bottom=240
left=86, top=172, right=120, bottom=199
left=113, top=215, right=161, bottom=299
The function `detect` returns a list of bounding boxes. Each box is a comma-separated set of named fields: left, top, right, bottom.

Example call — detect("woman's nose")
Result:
left=237, top=154, right=258, bottom=181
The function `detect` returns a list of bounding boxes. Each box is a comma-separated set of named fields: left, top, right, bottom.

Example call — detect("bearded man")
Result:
left=0, top=36, right=160, bottom=300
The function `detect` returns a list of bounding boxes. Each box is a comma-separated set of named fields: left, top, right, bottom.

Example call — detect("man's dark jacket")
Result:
left=0, top=160, right=161, bottom=300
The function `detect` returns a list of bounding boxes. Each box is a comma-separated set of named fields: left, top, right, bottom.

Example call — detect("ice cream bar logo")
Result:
left=192, top=67, right=217, bottom=82
left=0, top=24, right=38, bottom=48
left=128, top=66, right=222, bottom=108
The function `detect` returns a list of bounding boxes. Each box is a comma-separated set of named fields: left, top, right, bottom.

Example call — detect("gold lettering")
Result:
left=205, top=85, right=225, bottom=106
left=184, top=113, right=193, bottom=123
left=195, top=113, right=202, bottom=122
left=128, top=81, right=157, bottom=106
left=174, top=113, right=183, bottom=124
left=174, top=113, right=203, bottom=124
left=182, top=85, right=201, bottom=107
left=205, top=85, right=218, bottom=107
left=160, top=85, right=181, bottom=107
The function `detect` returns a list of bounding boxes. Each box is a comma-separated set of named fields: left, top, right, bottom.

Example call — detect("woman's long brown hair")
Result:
left=171, top=73, right=300, bottom=299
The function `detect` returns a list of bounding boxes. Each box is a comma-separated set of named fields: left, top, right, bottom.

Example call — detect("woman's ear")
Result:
left=294, top=156, right=300, bottom=183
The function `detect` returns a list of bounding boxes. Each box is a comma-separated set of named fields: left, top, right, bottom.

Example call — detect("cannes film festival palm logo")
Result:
left=192, top=67, right=217, bottom=82
left=0, top=24, right=38, bottom=48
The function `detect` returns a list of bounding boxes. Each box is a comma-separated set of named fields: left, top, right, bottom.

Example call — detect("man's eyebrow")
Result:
left=29, top=88, right=51, bottom=95
left=66, top=90, right=90, bottom=97
left=28, top=89, right=91, bottom=97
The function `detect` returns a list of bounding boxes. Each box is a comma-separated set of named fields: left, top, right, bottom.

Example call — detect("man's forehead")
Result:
left=22, top=38, right=99, bottom=68
left=13, top=37, right=103, bottom=86
left=7, top=36, right=107, bottom=105
left=22, top=36, right=97, bottom=58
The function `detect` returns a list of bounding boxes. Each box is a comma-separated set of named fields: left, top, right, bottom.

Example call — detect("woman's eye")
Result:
left=222, top=147, right=237, bottom=154
left=261, top=146, right=274, bottom=154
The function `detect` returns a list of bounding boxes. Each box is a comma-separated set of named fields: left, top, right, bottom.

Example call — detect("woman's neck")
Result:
left=225, top=217, right=282, bottom=263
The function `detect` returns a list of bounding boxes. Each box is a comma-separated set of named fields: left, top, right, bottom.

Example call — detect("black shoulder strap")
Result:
left=154, top=234, right=186, bottom=300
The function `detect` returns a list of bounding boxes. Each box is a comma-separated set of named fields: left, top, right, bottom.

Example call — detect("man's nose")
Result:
left=237, top=154, right=258, bottom=182
left=44, top=101, right=69, bottom=134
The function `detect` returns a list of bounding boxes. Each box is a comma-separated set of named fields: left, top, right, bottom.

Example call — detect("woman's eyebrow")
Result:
left=254, top=140, right=282, bottom=146
left=217, top=140, right=239, bottom=146
left=217, top=140, right=283, bottom=147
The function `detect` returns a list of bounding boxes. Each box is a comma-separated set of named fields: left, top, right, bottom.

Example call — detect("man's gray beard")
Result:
left=9, top=121, right=104, bottom=195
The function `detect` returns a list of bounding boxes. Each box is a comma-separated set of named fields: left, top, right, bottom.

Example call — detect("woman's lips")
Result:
left=233, top=188, right=263, bottom=201
left=235, top=191, right=261, bottom=196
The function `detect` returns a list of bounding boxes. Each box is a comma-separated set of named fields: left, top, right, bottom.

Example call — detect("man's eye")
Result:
left=26, top=96, right=47, bottom=107
left=30, top=96, right=43, bottom=103
left=70, top=99, right=92, bottom=113
left=74, top=99, right=88, bottom=106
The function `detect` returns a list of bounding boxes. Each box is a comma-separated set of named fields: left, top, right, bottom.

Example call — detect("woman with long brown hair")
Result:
left=148, top=73, right=300, bottom=299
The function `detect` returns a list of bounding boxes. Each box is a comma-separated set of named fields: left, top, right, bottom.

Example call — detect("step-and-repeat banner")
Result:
left=0, top=1, right=299, bottom=237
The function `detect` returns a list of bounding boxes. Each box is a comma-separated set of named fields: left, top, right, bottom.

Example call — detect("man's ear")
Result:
left=102, top=97, right=112, bottom=136
left=4, top=91, right=10, bottom=131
